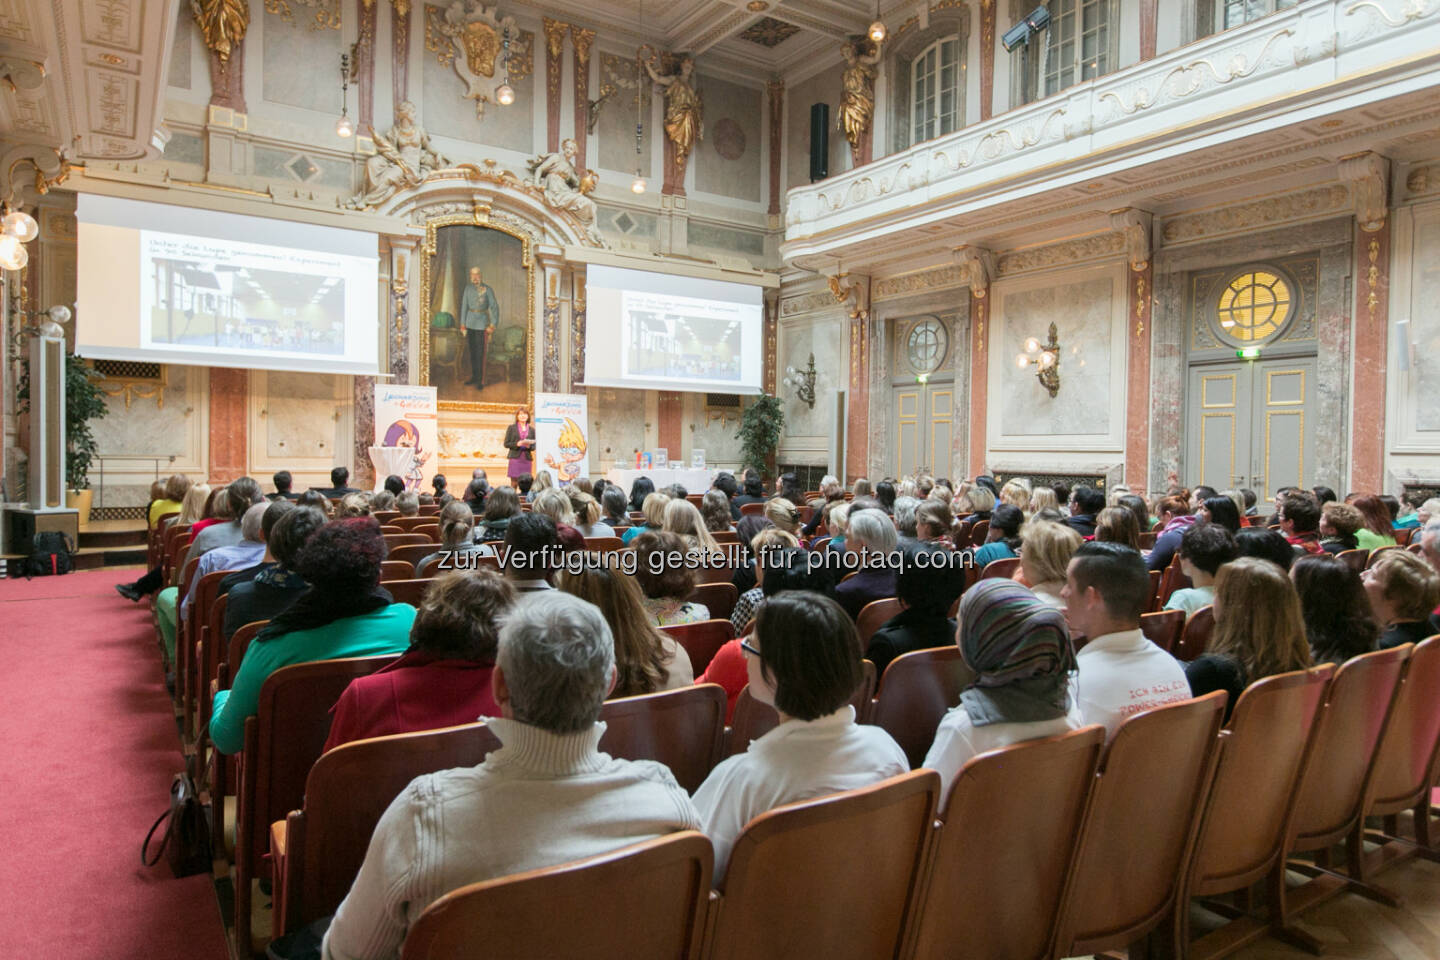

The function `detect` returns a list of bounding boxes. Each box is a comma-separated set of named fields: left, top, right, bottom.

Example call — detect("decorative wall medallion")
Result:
left=425, top=1, right=533, bottom=118
left=739, top=16, right=800, bottom=47
left=713, top=117, right=746, bottom=160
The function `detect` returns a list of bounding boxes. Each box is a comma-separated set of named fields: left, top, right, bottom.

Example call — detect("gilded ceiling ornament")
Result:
left=642, top=51, right=702, bottom=178
left=263, top=0, right=342, bottom=30
left=190, top=0, right=251, bottom=62
left=837, top=36, right=881, bottom=159
left=426, top=1, right=531, bottom=118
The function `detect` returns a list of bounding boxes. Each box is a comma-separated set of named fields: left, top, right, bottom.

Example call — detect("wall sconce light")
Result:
left=335, top=50, right=355, bottom=137
left=1016, top=321, right=1061, bottom=397
left=495, top=28, right=515, bottom=105
left=783, top=352, right=818, bottom=408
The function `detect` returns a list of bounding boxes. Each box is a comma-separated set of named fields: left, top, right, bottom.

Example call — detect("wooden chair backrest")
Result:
left=1367, top=637, right=1440, bottom=817
left=912, top=726, right=1106, bottom=960
left=184, top=569, right=235, bottom=710
left=726, top=685, right=780, bottom=757
left=373, top=510, right=401, bottom=524
left=1138, top=531, right=1158, bottom=549
left=1172, top=604, right=1214, bottom=661
left=708, top=771, right=940, bottom=960
left=1365, top=544, right=1401, bottom=568
left=1394, top=527, right=1415, bottom=546
left=661, top=619, right=735, bottom=675
left=582, top=536, right=626, bottom=553
left=401, top=832, right=713, bottom=960
left=1288, top=645, right=1409, bottom=852
left=1054, top=691, right=1227, bottom=956
left=381, top=578, right=435, bottom=609
left=222, top=620, right=269, bottom=687
left=1139, top=609, right=1185, bottom=654
left=1157, top=558, right=1192, bottom=607
left=686, top=494, right=705, bottom=507
left=416, top=553, right=501, bottom=578
left=809, top=535, right=832, bottom=552
left=1147, top=569, right=1163, bottom=611
left=195, top=591, right=229, bottom=734
left=390, top=516, right=432, bottom=532
left=872, top=646, right=975, bottom=768
left=418, top=504, right=442, bottom=516
left=380, top=558, right=418, bottom=581
left=1337, top=548, right=1369, bottom=573
left=739, top=502, right=766, bottom=516
left=855, top=597, right=901, bottom=648
left=1184, top=665, right=1334, bottom=899
left=176, top=556, right=202, bottom=610
left=696, top=562, right=738, bottom=584
left=712, top=530, right=739, bottom=544
left=968, top=519, right=990, bottom=547
left=280, top=722, right=503, bottom=934
left=383, top=532, right=431, bottom=549
left=980, top=556, right=1020, bottom=581
left=413, top=524, right=441, bottom=543
left=597, top=684, right=726, bottom=793
left=379, top=525, right=404, bottom=535
left=689, top=582, right=739, bottom=623
left=386, top=544, right=436, bottom=573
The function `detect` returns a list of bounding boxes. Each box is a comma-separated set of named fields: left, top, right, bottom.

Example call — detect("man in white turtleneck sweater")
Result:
left=322, top=591, right=701, bottom=960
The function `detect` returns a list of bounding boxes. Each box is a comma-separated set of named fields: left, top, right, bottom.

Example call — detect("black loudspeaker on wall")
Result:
left=809, top=103, right=829, bottom=182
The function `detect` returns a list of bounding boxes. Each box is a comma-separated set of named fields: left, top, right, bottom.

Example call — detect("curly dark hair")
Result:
left=293, top=517, right=388, bottom=592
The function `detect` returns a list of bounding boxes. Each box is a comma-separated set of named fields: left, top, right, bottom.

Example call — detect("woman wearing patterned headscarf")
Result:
left=923, top=579, right=1082, bottom=803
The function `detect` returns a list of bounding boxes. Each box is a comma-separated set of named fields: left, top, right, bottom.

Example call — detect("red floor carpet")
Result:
left=0, top=568, right=230, bottom=960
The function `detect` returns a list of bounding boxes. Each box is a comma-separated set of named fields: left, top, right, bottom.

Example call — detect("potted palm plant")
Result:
left=737, top=393, right=785, bottom=477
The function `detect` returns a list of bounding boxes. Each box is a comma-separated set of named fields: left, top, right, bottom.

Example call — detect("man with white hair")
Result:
left=321, top=591, right=702, bottom=960
left=179, top=500, right=273, bottom=620
left=836, top=507, right=900, bottom=619
left=801, top=474, right=844, bottom=538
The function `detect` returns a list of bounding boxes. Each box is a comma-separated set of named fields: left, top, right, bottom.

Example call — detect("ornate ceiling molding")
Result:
left=1159, top=185, right=1352, bottom=245
left=1337, top=150, right=1389, bottom=232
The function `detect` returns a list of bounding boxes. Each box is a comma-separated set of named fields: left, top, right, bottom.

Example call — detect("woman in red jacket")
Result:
left=324, top=569, right=516, bottom=751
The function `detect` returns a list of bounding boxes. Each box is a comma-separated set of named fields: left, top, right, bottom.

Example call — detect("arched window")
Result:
left=1019, top=0, right=1117, bottom=101
left=910, top=36, right=964, bottom=143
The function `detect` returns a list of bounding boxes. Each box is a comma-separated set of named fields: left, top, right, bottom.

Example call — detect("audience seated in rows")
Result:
left=1235, top=525, right=1295, bottom=571
left=1018, top=520, right=1081, bottom=610
left=1094, top=505, right=1141, bottom=551
left=1290, top=553, right=1379, bottom=665
left=621, top=492, right=670, bottom=546
left=1062, top=541, right=1191, bottom=738
left=1165, top=522, right=1236, bottom=619
left=116, top=478, right=209, bottom=602
left=664, top=498, right=721, bottom=554
left=923, top=579, right=1080, bottom=804
left=1147, top=496, right=1197, bottom=571
left=1319, top=501, right=1363, bottom=554
left=209, top=518, right=417, bottom=755
left=1063, top=485, right=1105, bottom=538
left=416, top=501, right=494, bottom=575
left=181, top=501, right=271, bottom=620
left=692, top=591, right=907, bottom=883
left=1364, top=549, right=1440, bottom=649
left=150, top=472, right=193, bottom=527
left=1353, top=495, right=1399, bottom=551
left=835, top=508, right=899, bottom=620
left=730, top=528, right=800, bottom=633
left=866, top=542, right=964, bottom=675
left=325, top=570, right=515, bottom=751
left=321, top=592, right=702, bottom=960
left=557, top=557, right=694, bottom=696
left=632, top=531, right=710, bottom=626
left=1185, top=557, right=1311, bottom=721
left=214, top=500, right=296, bottom=602
left=222, top=505, right=324, bottom=640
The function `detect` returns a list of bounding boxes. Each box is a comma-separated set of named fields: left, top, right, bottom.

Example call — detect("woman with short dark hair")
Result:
left=1197, top=495, right=1242, bottom=534
left=601, top=486, right=630, bottom=528
left=324, top=570, right=516, bottom=751
left=479, top=484, right=521, bottom=540
left=628, top=475, right=656, bottom=513
left=691, top=591, right=907, bottom=882
left=632, top=530, right=709, bottom=625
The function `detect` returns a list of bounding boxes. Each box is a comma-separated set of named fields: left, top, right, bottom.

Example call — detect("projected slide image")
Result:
left=622, top=292, right=744, bottom=383
left=141, top=231, right=348, bottom=357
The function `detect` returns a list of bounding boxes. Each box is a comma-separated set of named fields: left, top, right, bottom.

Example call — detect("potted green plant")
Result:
left=18, top=352, right=107, bottom=529
left=737, top=393, right=784, bottom=477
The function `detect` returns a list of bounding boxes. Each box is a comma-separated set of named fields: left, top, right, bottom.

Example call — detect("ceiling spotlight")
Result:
left=496, top=82, right=515, bottom=106
left=2, top=209, right=39, bottom=243
left=1002, top=5, right=1051, bottom=51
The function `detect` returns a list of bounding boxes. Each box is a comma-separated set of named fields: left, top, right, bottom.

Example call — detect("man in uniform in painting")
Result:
left=462, top=266, right=500, bottom=387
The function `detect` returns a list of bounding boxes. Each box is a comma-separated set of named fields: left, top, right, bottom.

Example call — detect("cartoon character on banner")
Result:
left=544, top=417, right=588, bottom=485
left=384, top=419, right=432, bottom=491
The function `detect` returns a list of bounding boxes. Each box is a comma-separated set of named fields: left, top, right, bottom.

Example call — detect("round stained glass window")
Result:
left=906, top=318, right=948, bottom=374
left=1215, top=270, right=1293, bottom=345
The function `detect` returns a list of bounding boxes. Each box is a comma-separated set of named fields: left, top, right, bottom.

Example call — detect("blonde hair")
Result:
left=957, top=485, right=996, bottom=514
left=570, top=491, right=601, bottom=526
left=1370, top=549, right=1440, bottom=621
left=750, top=527, right=800, bottom=554
left=641, top=492, right=672, bottom=528
left=1106, top=484, right=1130, bottom=507
left=532, top=470, right=554, bottom=493
left=1095, top=506, right=1141, bottom=551
left=897, top=478, right=917, bottom=499
left=664, top=498, right=720, bottom=553
left=438, top=500, right=475, bottom=547
left=177, top=483, right=212, bottom=525
left=1019, top=520, right=1082, bottom=586
left=533, top=488, right=575, bottom=526
left=765, top=497, right=801, bottom=534
left=1212, top=557, right=1312, bottom=681
left=1000, top=479, right=1031, bottom=511
left=1029, top=487, right=1058, bottom=514
left=828, top=502, right=852, bottom=537
left=337, top=492, right=371, bottom=518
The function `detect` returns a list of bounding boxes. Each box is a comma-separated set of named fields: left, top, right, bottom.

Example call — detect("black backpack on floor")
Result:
left=23, top=531, right=76, bottom=577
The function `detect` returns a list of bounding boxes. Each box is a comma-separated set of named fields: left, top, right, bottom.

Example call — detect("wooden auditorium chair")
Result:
left=1360, top=636, right=1440, bottom=874
left=597, top=685, right=727, bottom=793
left=871, top=647, right=975, bottom=768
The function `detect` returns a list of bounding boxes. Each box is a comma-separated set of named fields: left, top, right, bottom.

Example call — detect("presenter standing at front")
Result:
left=462, top=266, right=499, bottom=387
left=504, top=407, right=535, bottom=481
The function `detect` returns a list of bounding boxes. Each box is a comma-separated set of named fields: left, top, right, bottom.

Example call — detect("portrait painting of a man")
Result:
left=425, top=223, right=530, bottom=405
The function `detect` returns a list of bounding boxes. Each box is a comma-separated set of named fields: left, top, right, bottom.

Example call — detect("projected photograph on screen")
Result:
left=140, top=230, right=348, bottom=357
left=621, top=292, right=745, bottom=383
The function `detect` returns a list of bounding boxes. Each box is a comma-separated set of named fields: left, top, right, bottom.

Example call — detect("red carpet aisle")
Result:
left=0, top=569, right=230, bottom=960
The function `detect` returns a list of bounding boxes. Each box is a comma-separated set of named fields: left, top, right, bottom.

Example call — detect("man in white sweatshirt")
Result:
left=1061, top=541, right=1192, bottom=739
left=322, top=591, right=702, bottom=960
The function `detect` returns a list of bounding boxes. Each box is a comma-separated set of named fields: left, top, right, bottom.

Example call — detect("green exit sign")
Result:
left=1236, top=347, right=1261, bottom=360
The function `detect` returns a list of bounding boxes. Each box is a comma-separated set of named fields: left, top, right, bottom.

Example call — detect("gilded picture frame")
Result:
left=419, top=214, right=536, bottom=413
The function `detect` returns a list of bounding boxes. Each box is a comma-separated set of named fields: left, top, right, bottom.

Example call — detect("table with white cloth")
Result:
left=605, top=467, right=715, bottom=496
left=368, top=445, right=414, bottom=491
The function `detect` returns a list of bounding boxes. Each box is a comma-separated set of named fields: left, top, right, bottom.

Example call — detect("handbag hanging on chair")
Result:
left=141, top=744, right=212, bottom=878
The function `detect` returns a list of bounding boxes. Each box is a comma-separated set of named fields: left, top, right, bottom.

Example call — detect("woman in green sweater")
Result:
left=209, top=517, right=416, bottom=755
left=1352, top=495, right=1398, bottom=551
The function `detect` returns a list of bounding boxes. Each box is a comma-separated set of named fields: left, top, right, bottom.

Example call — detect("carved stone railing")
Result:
left=782, top=0, right=1440, bottom=256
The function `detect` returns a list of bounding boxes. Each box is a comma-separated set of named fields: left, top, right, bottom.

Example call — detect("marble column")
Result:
left=205, top=39, right=246, bottom=114
left=543, top=18, right=567, bottom=155
left=979, top=0, right=996, bottom=122
left=391, top=0, right=411, bottom=111
left=767, top=80, right=784, bottom=219
left=569, top=265, right=586, bottom=390
left=356, top=0, right=377, bottom=130
left=572, top=28, right=595, bottom=174
left=763, top=293, right=778, bottom=396
left=1125, top=263, right=1154, bottom=492
left=389, top=237, right=418, bottom=384
left=353, top=375, right=376, bottom=487
left=1140, top=0, right=1158, bottom=60
left=1349, top=224, right=1390, bottom=493
left=846, top=314, right=870, bottom=480
left=540, top=256, right=564, bottom=393
left=208, top=367, right=248, bottom=482
left=967, top=291, right=989, bottom=476
left=658, top=391, right=683, bottom=462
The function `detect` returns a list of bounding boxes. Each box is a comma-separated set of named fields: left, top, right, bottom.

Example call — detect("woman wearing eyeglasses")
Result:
left=690, top=591, right=908, bottom=884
